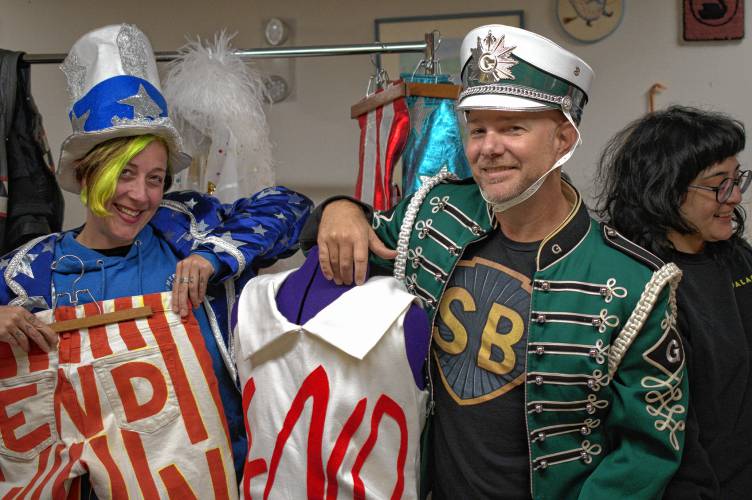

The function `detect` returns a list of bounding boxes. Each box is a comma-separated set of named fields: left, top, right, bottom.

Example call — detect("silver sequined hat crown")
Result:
left=57, top=24, right=191, bottom=194
left=457, top=24, right=594, bottom=124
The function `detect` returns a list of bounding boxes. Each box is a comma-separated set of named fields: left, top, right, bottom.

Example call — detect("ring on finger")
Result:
left=179, top=276, right=193, bottom=284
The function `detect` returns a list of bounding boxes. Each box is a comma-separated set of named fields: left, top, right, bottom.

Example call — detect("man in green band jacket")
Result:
left=309, top=23, right=687, bottom=499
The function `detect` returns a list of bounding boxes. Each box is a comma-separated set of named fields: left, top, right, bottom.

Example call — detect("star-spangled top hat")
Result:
left=456, top=24, right=594, bottom=125
left=57, top=24, right=191, bottom=194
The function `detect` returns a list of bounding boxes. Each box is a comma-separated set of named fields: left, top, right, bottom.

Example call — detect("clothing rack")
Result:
left=21, top=33, right=439, bottom=73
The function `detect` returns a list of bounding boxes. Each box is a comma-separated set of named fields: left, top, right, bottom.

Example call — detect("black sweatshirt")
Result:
left=664, top=241, right=752, bottom=499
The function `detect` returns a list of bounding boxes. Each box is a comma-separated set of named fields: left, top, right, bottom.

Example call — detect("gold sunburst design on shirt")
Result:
left=470, top=31, right=518, bottom=84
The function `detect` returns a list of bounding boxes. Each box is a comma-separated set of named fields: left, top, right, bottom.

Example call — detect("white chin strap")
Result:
left=481, top=109, right=581, bottom=213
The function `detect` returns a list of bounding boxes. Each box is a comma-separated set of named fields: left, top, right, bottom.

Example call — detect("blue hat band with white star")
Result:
left=69, top=75, right=168, bottom=133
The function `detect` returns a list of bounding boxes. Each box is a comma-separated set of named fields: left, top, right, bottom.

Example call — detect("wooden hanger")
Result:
left=47, top=254, right=155, bottom=333
left=51, top=306, right=153, bottom=333
left=407, top=81, right=460, bottom=99
left=351, top=31, right=460, bottom=118
left=350, top=81, right=460, bottom=119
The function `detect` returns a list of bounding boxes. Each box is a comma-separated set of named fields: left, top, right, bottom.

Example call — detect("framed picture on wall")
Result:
left=683, top=0, right=745, bottom=41
left=557, top=0, right=624, bottom=43
left=374, top=11, right=524, bottom=84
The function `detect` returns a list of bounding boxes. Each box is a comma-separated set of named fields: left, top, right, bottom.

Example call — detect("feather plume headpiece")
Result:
left=163, top=31, right=273, bottom=200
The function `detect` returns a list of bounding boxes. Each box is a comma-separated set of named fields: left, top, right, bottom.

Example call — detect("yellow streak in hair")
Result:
left=80, top=135, right=158, bottom=217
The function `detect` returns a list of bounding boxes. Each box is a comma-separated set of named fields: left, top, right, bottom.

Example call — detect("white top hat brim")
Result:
left=57, top=125, right=191, bottom=194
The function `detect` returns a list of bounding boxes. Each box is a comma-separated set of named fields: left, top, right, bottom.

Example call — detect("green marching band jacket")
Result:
left=369, top=173, right=688, bottom=499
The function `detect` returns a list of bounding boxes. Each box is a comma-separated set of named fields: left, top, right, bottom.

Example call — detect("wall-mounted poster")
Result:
left=684, top=0, right=745, bottom=40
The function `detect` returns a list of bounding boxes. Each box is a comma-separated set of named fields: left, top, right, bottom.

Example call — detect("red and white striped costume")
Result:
left=354, top=85, right=410, bottom=211
left=0, top=292, right=236, bottom=499
left=235, top=274, right=427, bottom=499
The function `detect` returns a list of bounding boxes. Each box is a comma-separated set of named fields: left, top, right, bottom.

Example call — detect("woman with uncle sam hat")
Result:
left=307, top=24, right=687, bottom=499
left=0, top=24, right=310, bottom=496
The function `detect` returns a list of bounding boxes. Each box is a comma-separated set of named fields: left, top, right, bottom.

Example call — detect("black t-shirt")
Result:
left=432, top=228, right=538, bottom=499
left=93, top=244, right=132, bottom=257
left=664, top=242, right=752, bottom=500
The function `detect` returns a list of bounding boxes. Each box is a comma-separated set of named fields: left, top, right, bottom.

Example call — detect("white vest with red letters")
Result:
left=235, top=272, right=427, bottom=499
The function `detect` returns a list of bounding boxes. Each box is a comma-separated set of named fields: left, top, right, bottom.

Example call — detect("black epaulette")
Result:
left=601, top=223, right=665, bottom=271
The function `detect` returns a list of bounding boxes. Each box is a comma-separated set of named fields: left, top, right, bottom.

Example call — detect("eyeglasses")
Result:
left=688, top=169, right=751, bottom=203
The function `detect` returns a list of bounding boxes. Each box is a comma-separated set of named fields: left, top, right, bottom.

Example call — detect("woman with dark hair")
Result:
left=596, top=105, right=751, bottom=499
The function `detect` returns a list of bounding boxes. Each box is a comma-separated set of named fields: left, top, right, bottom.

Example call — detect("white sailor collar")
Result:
left=237, top=272, right=417, bottom=361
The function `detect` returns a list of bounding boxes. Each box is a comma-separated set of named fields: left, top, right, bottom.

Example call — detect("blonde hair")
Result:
left=76, top=135, right=165, bottom=216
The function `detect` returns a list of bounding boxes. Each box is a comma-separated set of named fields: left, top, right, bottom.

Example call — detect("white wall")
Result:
left=2, top=0, right=750, bottom=229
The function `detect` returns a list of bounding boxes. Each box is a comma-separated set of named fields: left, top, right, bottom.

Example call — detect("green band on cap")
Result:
left=462, top=55, right=587, bottom=122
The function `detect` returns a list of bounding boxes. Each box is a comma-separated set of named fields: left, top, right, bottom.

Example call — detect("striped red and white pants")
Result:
left=0, top=292, right=237, bottom=499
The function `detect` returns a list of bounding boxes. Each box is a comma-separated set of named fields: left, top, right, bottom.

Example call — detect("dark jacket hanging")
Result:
left=0, top=49, right=64, bottom=255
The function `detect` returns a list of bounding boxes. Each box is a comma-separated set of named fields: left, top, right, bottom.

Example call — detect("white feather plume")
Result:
left=163, top=31, right=274, bottom=200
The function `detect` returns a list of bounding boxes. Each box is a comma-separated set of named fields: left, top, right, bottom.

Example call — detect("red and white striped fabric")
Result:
left=0, top=292, right=236, bottom=499
left=354, top=84, right=410, bottom=211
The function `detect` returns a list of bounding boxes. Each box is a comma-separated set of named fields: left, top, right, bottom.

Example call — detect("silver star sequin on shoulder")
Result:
left=117, top=24, right=150, bottom=79
left=13, top=253, right=38, bottom=280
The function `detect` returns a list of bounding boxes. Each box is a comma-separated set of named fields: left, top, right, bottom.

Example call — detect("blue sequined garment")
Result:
left=401, top=73, right=472, bottom=198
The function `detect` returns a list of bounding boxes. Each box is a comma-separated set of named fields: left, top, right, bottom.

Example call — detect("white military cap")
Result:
left=457, top=24, right=594, bottom=124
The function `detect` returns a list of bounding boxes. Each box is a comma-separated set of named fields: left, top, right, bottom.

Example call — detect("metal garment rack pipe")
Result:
left=21, top=40, right=428, bottom=64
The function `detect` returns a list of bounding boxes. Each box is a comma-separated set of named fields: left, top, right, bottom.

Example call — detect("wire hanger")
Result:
left=49, top=254, right=153, bottom=333
left=350, top=32, right=460, bottom=119
left=404, top=31, right=460, bottom=98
